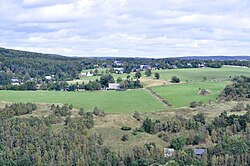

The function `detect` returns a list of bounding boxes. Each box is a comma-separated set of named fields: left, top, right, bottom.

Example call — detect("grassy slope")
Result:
left=152, top=82, right=228, bottom=108
left=0, top=89, right=166, bottom=113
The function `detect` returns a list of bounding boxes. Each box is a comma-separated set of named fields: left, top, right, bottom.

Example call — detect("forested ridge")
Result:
left=0, top=47, right=99, bottom=82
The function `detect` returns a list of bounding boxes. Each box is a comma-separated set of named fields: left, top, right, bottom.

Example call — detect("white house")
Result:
left=114, top=61, right=123, bottom=66
left=86, top=71, right=94, bottom=77
left=108, top=83, right=121, bottom=90
left=163, top=148, right=175, bottom=157
left=114, top=68, right=124, bottom=74
left=45, top=76, right=52, bottom=80
left=11, top=78, right=20, bottom=85
left=140, top=64, right=151, bottom=70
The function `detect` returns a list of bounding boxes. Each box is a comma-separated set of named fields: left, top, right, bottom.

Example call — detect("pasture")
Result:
left=149, top=66, right=250, bottom=82
left=0, top=89, right=166, bottom=113
left=152, top=81, right=228, bottom=108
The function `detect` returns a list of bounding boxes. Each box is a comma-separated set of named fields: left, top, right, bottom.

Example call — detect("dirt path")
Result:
left=144, top=87, right=171, bottom=107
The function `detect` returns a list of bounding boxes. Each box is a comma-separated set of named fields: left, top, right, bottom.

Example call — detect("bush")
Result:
left=78, top=108, right=85, bottom=116
left=121, top=134, right=129, bottom=141
left=133, top=111, right=141, bottom=121
left=190, top=101, right=198, bottom=108
left=92, top=107, right=106, bottom=116
left=170, top=136, right=187, bottom=150
left=154, top=72, right=160, bottom=79
left=171, top=76, right=180, bottom=83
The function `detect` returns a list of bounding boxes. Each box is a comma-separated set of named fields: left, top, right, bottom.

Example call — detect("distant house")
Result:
left=194, top=149, right=207, bottom=156
left=80, top=73, right=87, bottom=78
left=11, top=78, right=20, bottom=85
left=45, top=76, right=52, bottom=80
left=86, top=71, right=94, bottom=77
left=163, top=148, right=175, bottom=157
left=140, top=64, right=151, bottom=70
left=114, top=61, right=123, bottom=66
left=114, top=68, right=124, bottom=74
left=172, top=65, right=177, bottom=69
left=198, top=63, right=205, bottom=68
left=187, top=63, right=192, bottom=67
left=108, top=83, right=121, bottom=90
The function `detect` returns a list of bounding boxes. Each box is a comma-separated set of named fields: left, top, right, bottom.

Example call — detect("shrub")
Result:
left=171, top=76, right=180, bottom=83
left=121, top=134, right=129, bottom=141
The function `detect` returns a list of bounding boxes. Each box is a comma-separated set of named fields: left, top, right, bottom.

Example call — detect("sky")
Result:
left=1, top=0, right=250, bottom=58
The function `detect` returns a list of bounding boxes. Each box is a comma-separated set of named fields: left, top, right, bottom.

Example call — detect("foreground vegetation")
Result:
left=0, top=100, right=249, bottom=165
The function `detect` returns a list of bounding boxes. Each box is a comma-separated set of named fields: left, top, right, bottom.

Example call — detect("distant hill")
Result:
left=179, top=56, right=250, bottom=61
left=0, top=47, right=98, bottom=82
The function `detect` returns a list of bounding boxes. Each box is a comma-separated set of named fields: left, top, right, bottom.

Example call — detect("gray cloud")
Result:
left=0, top=0, right=250, bottom=57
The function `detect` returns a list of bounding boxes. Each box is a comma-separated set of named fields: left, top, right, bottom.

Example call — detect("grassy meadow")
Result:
left=152, top=81, right=228, bottom=108
left=150, top=66, right=250, bottom=82
left=0, top=89, right=166, bottom=113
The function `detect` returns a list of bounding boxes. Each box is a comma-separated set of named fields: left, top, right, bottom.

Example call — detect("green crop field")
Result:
left=152, top=81, right=228, bottom=108
left=0, top=89, right=166, bottom=113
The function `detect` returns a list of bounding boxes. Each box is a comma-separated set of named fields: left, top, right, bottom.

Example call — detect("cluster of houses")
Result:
left=10, top=75, right=54, bottom=85
left=164, top=148, right=207, bottom=158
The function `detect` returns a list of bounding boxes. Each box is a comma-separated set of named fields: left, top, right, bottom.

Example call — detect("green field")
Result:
left=150, top=66, right=250, bottom=82
left=0, top=90, right=166, bottom=113
left=152, top=81, right=228, bottom=108
left=1, top=66, right=249, bottom=112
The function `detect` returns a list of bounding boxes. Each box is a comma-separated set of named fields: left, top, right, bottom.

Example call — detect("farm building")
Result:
left=86, top=71, right=94, bottom=77
left=114, top=61, right=123, bottom=66
left=140, top=64, right=151, bottom=70
left=114, top=68, right=124, bottom=74
left=108, top=83, right=121, bottom=90
left=11, top=78, right=20, bottom=85
left=194, top=149, right=207, bottom=156
left=163, top=148, right=175, bottom=157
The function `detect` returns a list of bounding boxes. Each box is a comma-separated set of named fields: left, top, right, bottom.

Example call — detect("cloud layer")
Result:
left=1, top=0, right=250, bottom=57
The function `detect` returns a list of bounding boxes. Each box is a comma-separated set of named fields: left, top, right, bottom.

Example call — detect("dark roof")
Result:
left=194, top=149, right=206, bottom=155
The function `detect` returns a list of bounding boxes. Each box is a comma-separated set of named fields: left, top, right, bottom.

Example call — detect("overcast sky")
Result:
left=1, top=0, right=250, bottom=58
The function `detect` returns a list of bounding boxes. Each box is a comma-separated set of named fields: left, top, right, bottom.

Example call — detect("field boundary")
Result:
left=145, top=87, right=172, bottom=107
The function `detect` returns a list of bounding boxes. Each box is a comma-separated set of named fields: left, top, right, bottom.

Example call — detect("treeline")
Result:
left=219, top=75, right=250, bottom=101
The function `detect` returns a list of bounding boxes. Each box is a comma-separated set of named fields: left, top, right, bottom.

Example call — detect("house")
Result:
left=198, top=63, right=205, bottom=68
left=45, top=76, right=52, bottom=80
left=108, top=83, right=121, bottom=90
left=163, top=148, right=175, bottom=157
left=80, top=73, right=87, bottom=78
left=11, top=78, right=20, bottom=85
left=114, top=61, right=123, bottom=66
left=172, top=65, right=177, bottom=69
left=114, top=68, right=124, bottom=74
left=86, top=71, right=94, bottom=77
left=187, top=63, right=192, bottom=67
left=194, top=149, right=207, bottom=156
left=140, top=64, right=151, bottom=70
